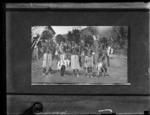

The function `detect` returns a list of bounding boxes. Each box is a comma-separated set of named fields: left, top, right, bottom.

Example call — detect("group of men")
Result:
left=41, top=40, right=114, bottom=77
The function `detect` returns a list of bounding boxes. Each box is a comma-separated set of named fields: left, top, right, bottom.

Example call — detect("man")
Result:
left=42, top=48, right=53, bottom=76
left=106, top=46, right=114, bottom=67
left=86, top=50, right=94, bottom=77
left=71, top=49, right=80, bottom=77
left=93, top=35, right=99, bottom=68
left=101, top=47, right=109, bottom=76
left=33, top=45, right=39, bottom=61
left=107, top=46, right=114, bottom=58
left=57, top=52, right=67, bottom=76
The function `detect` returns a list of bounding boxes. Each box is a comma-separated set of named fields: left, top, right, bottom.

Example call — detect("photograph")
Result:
left=31, top=26, right=128, bottom=85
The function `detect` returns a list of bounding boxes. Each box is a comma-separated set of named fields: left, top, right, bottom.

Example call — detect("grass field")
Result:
left=32, top=54, right=128, bottom=85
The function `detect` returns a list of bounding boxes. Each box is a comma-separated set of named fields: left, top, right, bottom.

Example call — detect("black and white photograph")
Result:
left=6, top=3, right=150, bottom=115
left=31, top=26, right=128, bottom=85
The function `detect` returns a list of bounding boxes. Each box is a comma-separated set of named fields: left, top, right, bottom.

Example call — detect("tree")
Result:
left=67, top=31, right=72, bottom=42
left=71, top=29, right=81, bottom=44
left=55, top=34, right=65, bottom=45
left=40, top=30, right=53, bottom=41
left=67, top=29, right=81, bottom=44
left=84, top=35, right=94, bottom=47
left=111, top=26, right=128, bottom=49
left=88, top=26, right=98, bottom=36
left=119, top=26, right=128, bottom=48
left=99, top=37, right=109, bottom=49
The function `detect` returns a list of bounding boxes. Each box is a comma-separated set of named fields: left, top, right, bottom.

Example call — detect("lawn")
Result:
left=32, top=54, right=128, bottom=85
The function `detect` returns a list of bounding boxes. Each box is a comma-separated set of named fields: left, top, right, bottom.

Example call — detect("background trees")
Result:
left=54, top=26, right=128, bottom=55
left=67, top=29, right=81, bottom=44
left=40, top=30, right=53, bottom=41
left=55, top=34, right=66, bottom=45
left=111, top=26, right=128, bottom=49
left=82, top=35, right=94, bottom=47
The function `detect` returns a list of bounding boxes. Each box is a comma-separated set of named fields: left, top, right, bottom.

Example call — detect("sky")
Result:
left=51, top=26, right=113, bottom=35
left=51, top=26, right=87, bottom=35
left=32, top=26, right=113, bottom=37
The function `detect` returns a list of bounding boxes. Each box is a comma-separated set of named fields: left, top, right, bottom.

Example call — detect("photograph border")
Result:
left=6, top=3, right=150, bottom=95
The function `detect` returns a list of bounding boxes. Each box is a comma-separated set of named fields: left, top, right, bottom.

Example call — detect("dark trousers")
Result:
left=106, top=55, right=110, bottom=67
left=60, top=65, right=66, bottom=76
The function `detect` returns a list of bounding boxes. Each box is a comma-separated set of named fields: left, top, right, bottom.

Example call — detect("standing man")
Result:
left=33, top=45, right=39, bottom=61
left=106, top=46, right=111, bottom=67
left=71, top=49, right=80, bottom=77
left=47, top=48, right=53, bottom=74
left=93, top=35, right=99, bottom=71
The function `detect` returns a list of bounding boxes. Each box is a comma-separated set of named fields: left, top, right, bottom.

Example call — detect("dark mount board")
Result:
left=6, top=8, right=150, bottom=95
left=6, top=3, right=150, bottom=115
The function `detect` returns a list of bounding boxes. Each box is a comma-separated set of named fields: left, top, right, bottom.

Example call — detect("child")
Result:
left=57, top=52, right=66, bottom=76
left=98, top=53, right=108, bottom=77
left=57, top=59, right=66, bottom=76
left=97, top=57, right=105, bottom=77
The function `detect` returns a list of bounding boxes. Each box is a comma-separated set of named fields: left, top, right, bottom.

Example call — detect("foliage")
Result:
left=67, top=29, right=81, bottom=44
left=88, top=26, right=98, bottom=36
left=111, top=26, right=128, bottom=49
left=55, top=34, right=66, bottom=45
left=83, top=35, right=94, bottom=47
left=98, top=37, right=109, bottom=49
left=40, top=30, right=53, bottom=41
left=72, top=29, right=81, bottom=44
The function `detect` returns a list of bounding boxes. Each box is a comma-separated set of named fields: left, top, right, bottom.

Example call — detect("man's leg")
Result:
left=107, top=55, right=110, bottom=67
left=42, top=67, right=46, bottom=76
left=101, top=67, right=105, bottom=77
left=60, top=65, right=65, bottom=76
left=103, top=66, right=108, bottom=76
left=48, top=67, right=52, bottom=73
left=76, top=69, right=79, bottom=77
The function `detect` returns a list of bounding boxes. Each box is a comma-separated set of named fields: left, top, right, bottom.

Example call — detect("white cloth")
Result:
left=107, top=46, right=113, bottom=56
left=57, top=54, right=67, bottom=70
left=42, top=53, right=52, bottom=68
left=65, top=59, right=70, bottom=67
left=71, top=55, right=80, bottom=70
left=107, top=46, right=111, bottom=56
left=84, top=56, right=88, bottom=68
left=60, top=54, right=65, bottom=61
left=42, top=53, right=47, bottom=68
left=85, top=56, right=93, bottom=67
left=57, top=61, right=62, bottom=70
left=47, top=53, right=52, bottom=68
left=55, top=50, right=58, bottom=55
left=57, top=60, right=67, bottom=70
left=110, top=48, right=113, bottom=54
left=97, top=62, right=103, bottom=71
